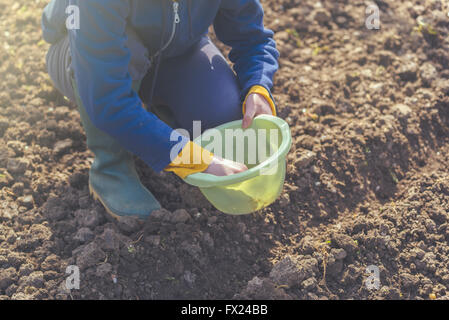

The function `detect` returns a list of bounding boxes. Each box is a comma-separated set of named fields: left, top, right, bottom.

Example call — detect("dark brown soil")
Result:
left=0, top=0, right=448, bottom=300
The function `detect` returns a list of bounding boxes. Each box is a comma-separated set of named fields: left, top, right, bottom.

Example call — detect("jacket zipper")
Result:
left=154, top=0, right=180, bottom=57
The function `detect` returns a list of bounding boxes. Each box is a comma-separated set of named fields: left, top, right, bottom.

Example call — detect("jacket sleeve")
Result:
left=213, top=0, right=279, bottom=103
left=68, top=0, right=187, bottom=172
left=42, top=0, right=70, bottom=44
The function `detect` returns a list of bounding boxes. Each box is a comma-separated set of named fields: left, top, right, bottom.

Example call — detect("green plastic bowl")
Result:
left=183, top=115, right=292, bottom=215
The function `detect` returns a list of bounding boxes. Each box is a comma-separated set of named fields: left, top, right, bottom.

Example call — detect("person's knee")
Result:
left=46, top=36, right=76, bottom=102
left=155, top=36, right=243, bottom=133
left=207, top=85, right=241, bottom=128
left=187, top=80, right=240, bottom=134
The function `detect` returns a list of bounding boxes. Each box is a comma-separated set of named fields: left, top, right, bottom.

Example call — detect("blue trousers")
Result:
left=46, top=34, right=242, bottom=138
left=146, top=36, right=242, bottom=136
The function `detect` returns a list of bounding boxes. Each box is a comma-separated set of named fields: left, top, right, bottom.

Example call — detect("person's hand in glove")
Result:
left=242, top=86, right=277, bottom=129
left=203, top=155, right=248, bottom=176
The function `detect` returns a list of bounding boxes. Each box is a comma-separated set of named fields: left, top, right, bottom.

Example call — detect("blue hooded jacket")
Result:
left=42, top=0, right=279, bottom=172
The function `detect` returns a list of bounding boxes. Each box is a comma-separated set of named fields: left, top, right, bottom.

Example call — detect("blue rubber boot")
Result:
left=72, top=80, right=161, bottom=220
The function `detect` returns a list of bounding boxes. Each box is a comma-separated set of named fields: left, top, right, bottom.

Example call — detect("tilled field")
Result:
left=0, top=0, right=448, bottom=300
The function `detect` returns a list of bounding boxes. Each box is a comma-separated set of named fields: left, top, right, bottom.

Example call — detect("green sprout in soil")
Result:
left=350, top=71, right=360, bottom=78
left=127, top=245, right=136, bottom=254
left=37, top=39, right=47, bottom=47
left=312, top=45, right=330, bottom=56
left=375, top=66, right=386, bottom=77
left=285, top=28, right=302, bottom=47
left=414, top=18, right=438, bottom=36
left=389, top=169, right=399, bottom=184
left=18, top=5, right=28, bottom=14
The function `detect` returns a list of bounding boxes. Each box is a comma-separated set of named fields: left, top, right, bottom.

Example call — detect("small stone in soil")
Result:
left=0, top=117, right=9, bottom=136
left=435, top=79, right=449, bottom=95
left=419, top=62, right=438, bottom=85
left=74, top=209, right=102, bottom=228
left=398, top=61, right=418, bottom=81
left=6, top=158, right=29, bottom=174
left=117, top=216, right=142, bottom=234
left=53, top=139, right=73, bottom=156
left=76, top=242, right=107, bottom=270
left=17, top=195, right=33, bottom=208
left=295, top=151, right=317, bottom=169
left=19, top=271, right=45, bottom=289
left=74, top=227, right=95, bottom=243
left=392, top=104, right=412, bottom=119
left=314, top=9, right=331, bottom=24
left=96, top=263, right=112, bottom=277
left=18, top=263, right=34, bottom=277
left=331, top=248, right=347, bottom=260
left=301, top=277, right=317, bottom=290
left=144, top=235, right=161, bottom=246
left=149, top=208, right=171, bottom=221
left=100, top=228, right=120, bottom=251
left=0, top=268, right=17, bottom=291
left=183, top=271, right=196, bottom=287
left=11, top=182, right=24, bottom=195
left=270, top=256, right=309, bottom=287
left=170, top=209, right=191, bottom=224
left=0, top=171, right=13, bottom=187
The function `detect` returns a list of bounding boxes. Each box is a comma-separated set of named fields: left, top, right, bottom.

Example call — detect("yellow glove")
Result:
left=165, top=85, right=276, bottom=178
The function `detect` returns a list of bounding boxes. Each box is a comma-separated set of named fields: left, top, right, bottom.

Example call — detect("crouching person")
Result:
left=42, top=0, right=279, bottom=219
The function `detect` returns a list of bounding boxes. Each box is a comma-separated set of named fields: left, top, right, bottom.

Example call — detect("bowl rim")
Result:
left=183, top=115, right=292, bottom=188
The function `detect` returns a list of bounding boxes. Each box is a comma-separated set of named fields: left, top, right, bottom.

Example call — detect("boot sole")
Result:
left=88, top=183, right=123, bottom=222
